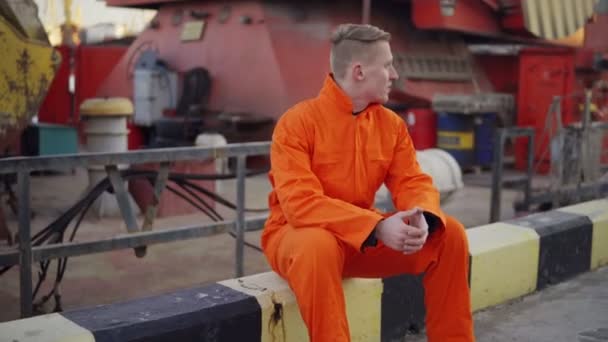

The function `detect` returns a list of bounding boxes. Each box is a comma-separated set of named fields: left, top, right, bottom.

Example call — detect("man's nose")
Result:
left=389, top=66, right=399, bottom=80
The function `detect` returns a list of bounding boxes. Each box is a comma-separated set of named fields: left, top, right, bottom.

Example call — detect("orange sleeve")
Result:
left=271, top=110, right=383, bottom=250
left=385, top=121, right=446, bottom=229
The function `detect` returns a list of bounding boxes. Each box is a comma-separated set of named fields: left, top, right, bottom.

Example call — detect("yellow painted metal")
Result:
left=0, top=312, right=95, bottom=342
left=558, top=199, right=608, bottom=270
left=437, top=131, right=474, bottom=149
left=467, top=222, right=540, bottom=312
left=80, top=97, right=134, bottom=117
left=523, top=0, right=599, bottom=40
left=0, top=4, right=58, bottom=149
left=220, top=272, right=382, bottom=341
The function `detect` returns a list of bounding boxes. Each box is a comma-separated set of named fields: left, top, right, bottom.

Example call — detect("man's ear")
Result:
left=353, top=63, right=364, bottom=81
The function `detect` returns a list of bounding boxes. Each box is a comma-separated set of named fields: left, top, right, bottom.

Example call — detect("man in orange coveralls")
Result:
left=261, top=23, right=473, bottom=342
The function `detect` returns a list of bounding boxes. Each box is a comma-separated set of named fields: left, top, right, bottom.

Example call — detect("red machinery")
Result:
left=91, top=0, right=607, bottom=165
left=38, top=45, right=129, bottom=140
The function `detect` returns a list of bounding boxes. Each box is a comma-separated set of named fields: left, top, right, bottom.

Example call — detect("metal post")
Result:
left=524, top=131, right=535, bottom=211
left=139, top=162, right=170, bottom=257
left=552, top=100, right=564, bottom=208
left=106, top=165, right=142, bottom=257
left=581, top=89, right=593, bottom=184
left=490, top=129, right=505, bottom=223
left=362, top=0, right=371, bottom=24
left=235, top=155, right=247, bottom=277
left=18, top=171, right=32, bottom=317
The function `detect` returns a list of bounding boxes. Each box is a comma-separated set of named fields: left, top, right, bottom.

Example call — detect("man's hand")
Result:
left=375, top=208, right=429, bottom=254
left=402, top=207, right=429, bottom=254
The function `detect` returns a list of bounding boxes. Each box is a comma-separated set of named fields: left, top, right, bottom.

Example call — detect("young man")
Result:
left=261, top=24, right=474, bottom=342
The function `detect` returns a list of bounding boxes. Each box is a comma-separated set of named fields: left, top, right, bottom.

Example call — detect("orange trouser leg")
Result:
left=266, top=225, right=350, bottom=342
left=343, top=215, right=474, bottom=342
left=264, top=216, right=473, bottom=342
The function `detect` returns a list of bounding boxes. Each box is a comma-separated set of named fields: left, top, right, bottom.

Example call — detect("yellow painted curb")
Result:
left=0, top=313, right=94, bottom=342
left=220, top=272, right=382, bottom=341
left=467, top=222, right=540, bottom=311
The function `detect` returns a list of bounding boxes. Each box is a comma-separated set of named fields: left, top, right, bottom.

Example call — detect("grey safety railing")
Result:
left=490, top=127, right=535, bottom=223
left=0, top=142, right=271, bottom=318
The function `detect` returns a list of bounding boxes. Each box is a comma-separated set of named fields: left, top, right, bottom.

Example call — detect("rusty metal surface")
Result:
left=0, top=1, right=58, bottom=153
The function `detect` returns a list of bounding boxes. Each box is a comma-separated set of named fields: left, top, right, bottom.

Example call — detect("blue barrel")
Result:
left=474, top=113, right=497, bottom=167
left=437, top=113, right=475, bottom=168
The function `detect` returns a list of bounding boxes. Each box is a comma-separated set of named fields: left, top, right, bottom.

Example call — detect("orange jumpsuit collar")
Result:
left=319, top=75, right=355, bottom=113
left=319, top=74, right=382, bottom=114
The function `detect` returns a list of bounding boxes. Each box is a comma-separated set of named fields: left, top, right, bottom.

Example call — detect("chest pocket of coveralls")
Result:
left=311, top=149, right=347, bottom=193
left=366, top=145, right=392, bottom=192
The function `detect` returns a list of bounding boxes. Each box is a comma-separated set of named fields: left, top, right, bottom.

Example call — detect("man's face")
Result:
left=358, top=41, right=398, bottom=105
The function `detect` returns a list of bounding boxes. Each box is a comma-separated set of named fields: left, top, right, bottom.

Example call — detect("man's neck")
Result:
left=335, top=77, right=369, bottom=113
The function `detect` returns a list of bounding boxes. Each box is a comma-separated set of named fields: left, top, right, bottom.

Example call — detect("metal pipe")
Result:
left=18, top=171, right=32, bottom=318
left=0, top=142, right=271, bottom=175
left=140, top=162, right=171, bottom=256
left=235, top=155, right=247, bottom=277
left=0, top=216, right=268, bottom=266
left=362, top=0, right=371, bottom=24
left=490, top=127, right=535, bottom=222
left=524, top=131, right=535, bottom=211
left=490, top=129, right=505, bottom=223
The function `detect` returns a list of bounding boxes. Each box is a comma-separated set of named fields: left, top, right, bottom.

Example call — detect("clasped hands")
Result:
left=375, top=208, right=429, bottom=254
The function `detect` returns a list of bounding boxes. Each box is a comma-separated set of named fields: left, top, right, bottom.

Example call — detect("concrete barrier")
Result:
left=1, top=199, right=606, bottom=341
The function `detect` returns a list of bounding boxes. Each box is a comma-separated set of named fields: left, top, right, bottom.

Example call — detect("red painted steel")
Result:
left=106, top=0, right=184, bottom=8
left=515, top=47, right=578, bottom=173
left=76, top=45, right=128, bottom=114
left=95, top=1, right=497, bottom=126
left=411, top=0, right=501, bottom=36
left=475, top=54, right=519, bottom=94
left=127, top=122, right=145, bottom=150
left=400, top=108, right=437, bottom=150
left=38, top=45, right=73, bottom=125
left=38, top=45, right=127, bottom=133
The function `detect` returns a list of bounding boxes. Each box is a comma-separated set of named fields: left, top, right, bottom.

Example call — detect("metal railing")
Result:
left=0, top=142, right=271, bottom=318
left=490, top=127, right=534, bottom=223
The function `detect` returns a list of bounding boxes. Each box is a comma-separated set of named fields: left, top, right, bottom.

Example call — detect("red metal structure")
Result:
left=38, top=44, right=128, bottom=127
left=84, top=0, right=608, bottom=164
left=96, top=0, right=507, bottom=123
left=515, top=47, right=578, bottom=172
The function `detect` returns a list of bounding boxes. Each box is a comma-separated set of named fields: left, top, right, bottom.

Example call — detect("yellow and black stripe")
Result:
left=0, top=200, right=606, bottom=341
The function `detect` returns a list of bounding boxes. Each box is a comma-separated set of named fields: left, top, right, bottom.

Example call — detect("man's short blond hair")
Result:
left=330, top=24, right=391, bottom=80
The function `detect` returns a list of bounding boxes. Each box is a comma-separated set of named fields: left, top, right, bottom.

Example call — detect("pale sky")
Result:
left=34, top=0, right=156, bottom=32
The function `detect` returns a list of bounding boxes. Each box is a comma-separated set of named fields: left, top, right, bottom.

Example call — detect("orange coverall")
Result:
left=261, top=75, right=473, bottom=341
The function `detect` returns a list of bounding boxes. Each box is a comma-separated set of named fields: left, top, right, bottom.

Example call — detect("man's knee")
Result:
left=442, top=216, right=469, bottom=252
left=285, top=228, right=344, bottom=266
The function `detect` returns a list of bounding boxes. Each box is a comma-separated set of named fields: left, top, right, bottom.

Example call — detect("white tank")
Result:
left=375, top=148, right=464, bottom=210
left=133, top=68, right=178, bottom=126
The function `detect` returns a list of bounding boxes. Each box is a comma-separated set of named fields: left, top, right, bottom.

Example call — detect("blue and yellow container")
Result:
left=437, top=113, right=475, bottom=168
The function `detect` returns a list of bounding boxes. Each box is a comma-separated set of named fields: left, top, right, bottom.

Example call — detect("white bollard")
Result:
left=195, top=133, right=228, bottom=194
left=80, top=97, right=139, bottom=218
left=375, top=148, right=464, bottom=209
